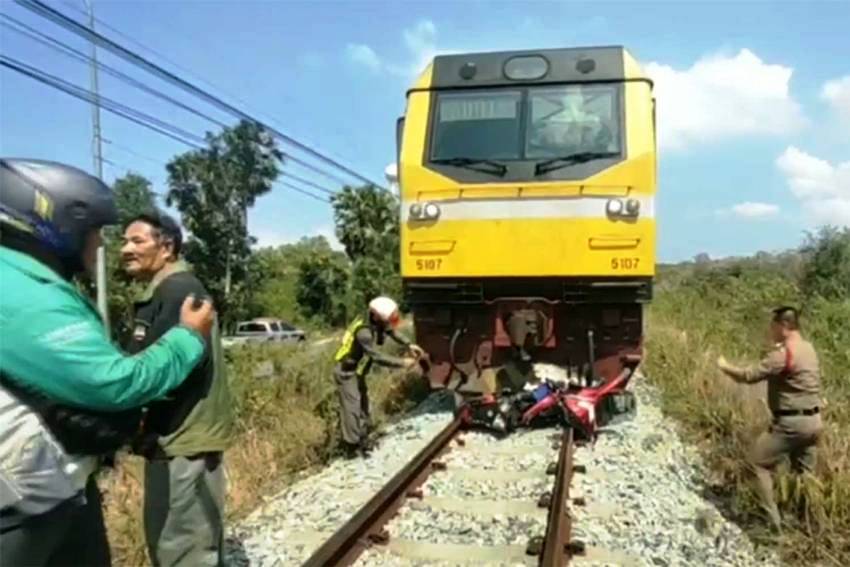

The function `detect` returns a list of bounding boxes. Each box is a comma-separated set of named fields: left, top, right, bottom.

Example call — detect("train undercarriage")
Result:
left=405, top=277, right=652, bottom=437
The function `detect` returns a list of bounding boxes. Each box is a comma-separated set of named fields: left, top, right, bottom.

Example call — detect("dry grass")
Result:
left=98, top=341, right=428, bottom=566
left=644, top=274, right=850, bottom=565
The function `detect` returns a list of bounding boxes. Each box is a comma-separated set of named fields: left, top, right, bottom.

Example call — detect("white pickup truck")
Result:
left=222, top=318, right=307, bottom=348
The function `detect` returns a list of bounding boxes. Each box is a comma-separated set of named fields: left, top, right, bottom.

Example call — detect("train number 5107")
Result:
left=611, top=257, right=640, bottom=270
left=416, top=259, right=443, bottom=271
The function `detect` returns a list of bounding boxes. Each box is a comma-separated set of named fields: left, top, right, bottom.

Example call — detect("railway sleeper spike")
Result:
left=572, top=496, right=587, bottom=506
left=525, top=535, right=545, bottom=556
left=573, top=463, right=587, bottom=474
left=406, top=487, right=424, bottom=499
left=546, top=462, right=558, bottom=475
left=537, top=491, right=552, bottom=509
left=367, top=529, right=391, bottom=546
left=455, top=437, right=466, bottom=446
left=431, top=460, right=447, bottom=471
left=566, top=540, right=587, bottom=556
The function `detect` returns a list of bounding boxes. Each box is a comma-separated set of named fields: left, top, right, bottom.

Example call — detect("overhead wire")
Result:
left=56, top=0, right=373, bottom=182
left=1, top=14, right=228, bottom=129
left=16, top=0, right=385, bottom=189
left=0, top=54, right=207, bottom=148
left=1, top=14, right=350, bottom=187
left=279, top=171, right=336, bottom=196
left=102, top=138, right=170, bottom=168
left=278, top=182, right=331, bottom=203
left=102, top=142, right=329, bottom=203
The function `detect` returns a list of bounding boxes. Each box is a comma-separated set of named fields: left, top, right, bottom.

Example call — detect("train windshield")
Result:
left=429, top=84, right=621, bottom=164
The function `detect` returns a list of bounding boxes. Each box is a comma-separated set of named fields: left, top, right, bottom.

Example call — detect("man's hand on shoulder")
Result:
left=180, top=294, right=214, bottom=337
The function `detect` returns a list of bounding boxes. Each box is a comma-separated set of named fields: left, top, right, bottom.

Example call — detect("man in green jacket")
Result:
left=0, top=158, right=214, bottom=566
left=121, top=210, right=234, bottom=567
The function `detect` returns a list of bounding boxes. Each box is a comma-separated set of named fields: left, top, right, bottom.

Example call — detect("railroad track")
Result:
left=302, top=419, right=584, bottom=566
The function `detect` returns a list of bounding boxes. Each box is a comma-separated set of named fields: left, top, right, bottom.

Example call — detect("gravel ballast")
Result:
left=226, top=380, right=780, bottom=566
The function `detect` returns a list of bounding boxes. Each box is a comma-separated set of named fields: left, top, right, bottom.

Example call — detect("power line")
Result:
left=1, top=15, right=230, bottom=128
left=2, top=43, right=343, bottom=202
left=16, top=0, right=385, bottom=189
left=278, top=181, right=331, bottom=204
left=56, top=0, right=371, bottom=181
left=103, top=138, right=169, bottom=168
left=3, top=13, right=349, bottom=188
left=280, top=171, right=336, bottom=196
left=0, top=54, right=207, bottom=149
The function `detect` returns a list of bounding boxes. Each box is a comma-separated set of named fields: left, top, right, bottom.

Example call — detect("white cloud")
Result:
left=645, top=49, right=805, bottom=150
left=345, top=44, right=382, bottom=73
left=726, top=202, right=781, bottom=219
left=400, top=20, right=438, bottom=76
left=345, top=19, right=451, bottom=77
left=346, top=28, right=806, bottom=153
left=253, top=225, right=344, bottom=251
left=821, top=75, right=850, bottom=121
left=776, top=146, right=850, bottom=227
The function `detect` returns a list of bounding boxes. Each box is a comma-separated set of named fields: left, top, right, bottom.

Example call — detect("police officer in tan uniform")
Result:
left=716, top=306, right=824, bottom=531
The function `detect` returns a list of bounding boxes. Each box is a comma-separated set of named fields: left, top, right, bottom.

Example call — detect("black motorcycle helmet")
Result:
left=0, top=158, right=117, bottom=277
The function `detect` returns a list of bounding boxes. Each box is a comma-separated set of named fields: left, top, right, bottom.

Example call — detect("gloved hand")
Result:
left=408, top=344, right=426, bottom=359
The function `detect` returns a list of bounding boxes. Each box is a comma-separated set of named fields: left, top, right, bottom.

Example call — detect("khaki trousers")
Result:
left=749, top=414, right=822, bottom=528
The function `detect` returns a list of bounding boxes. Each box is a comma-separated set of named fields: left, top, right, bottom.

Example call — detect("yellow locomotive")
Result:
left=395, top=46, right=656, bottom=395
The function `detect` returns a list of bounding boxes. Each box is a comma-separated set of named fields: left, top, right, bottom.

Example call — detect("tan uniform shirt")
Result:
left=726, top=339, right=822, bottom=412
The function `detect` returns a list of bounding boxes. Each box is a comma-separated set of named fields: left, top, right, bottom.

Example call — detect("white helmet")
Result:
left=368, top=296, right=400, bottom=328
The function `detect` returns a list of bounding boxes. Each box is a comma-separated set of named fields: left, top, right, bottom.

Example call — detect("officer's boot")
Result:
left=341, top=442, right=360, bottom=460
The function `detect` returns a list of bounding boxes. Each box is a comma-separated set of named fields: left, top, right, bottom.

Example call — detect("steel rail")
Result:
left=540, top=427, right=575, bottom=566
left=302, top=416, right=463, bottom=566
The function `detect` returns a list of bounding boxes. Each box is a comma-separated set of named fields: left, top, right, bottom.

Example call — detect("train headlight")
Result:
left=606, top=199, right=624, bottom=216
left=424, top=202, right=441, bottom=220
left=625, top=198, right=640, bottom=216
left=409, top=202, right=440, bottom=221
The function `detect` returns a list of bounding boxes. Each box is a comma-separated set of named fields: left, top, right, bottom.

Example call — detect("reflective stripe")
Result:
left=356, top=356, right=371, bottom=376
left=334, top=318, right=365, bottom=362
left=401, top=196, right=654, bottom=222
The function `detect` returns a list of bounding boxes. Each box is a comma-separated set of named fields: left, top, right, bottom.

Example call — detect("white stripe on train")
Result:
left=400, top=196, right=655, bottom=222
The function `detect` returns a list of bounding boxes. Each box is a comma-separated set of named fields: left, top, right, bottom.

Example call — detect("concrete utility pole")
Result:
left=84, top=0, right=109, bottom=334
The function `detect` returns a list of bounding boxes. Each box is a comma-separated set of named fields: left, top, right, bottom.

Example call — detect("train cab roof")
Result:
left=409, top=45, right=649, bottom=93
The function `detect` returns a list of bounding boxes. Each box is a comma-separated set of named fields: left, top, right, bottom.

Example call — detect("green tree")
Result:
left=165, top=120, right=282, bottom=328
left=331, top=184, right=400, bottom=312
left=104, top=172, right=157, bottom=341
left=801, top=226, right=850, bottom=301
left=254, top=236, right=343, bottom=325
left=295, top=252, right=350, bottom=327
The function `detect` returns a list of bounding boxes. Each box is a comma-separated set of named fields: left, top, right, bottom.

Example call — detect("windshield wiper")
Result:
left=432, top=157, right=508, bottom=177
left=534, top=151, right=620, bottom=176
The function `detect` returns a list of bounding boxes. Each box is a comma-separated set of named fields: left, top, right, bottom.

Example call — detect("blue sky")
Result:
left=2, top=0, right=848, bottom=262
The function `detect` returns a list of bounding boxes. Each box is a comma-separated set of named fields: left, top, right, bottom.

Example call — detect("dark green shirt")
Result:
left=127, top=261, right=234, bottom=457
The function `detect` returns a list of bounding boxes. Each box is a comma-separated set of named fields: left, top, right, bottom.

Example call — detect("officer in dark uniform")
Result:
left=333, top=296, right=422, bottom=457
left=717, top=306, right=824, bottom=531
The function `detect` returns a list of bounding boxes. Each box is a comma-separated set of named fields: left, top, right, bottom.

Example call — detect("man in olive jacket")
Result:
left=121, top=211, right=234, bottom=567
left=0, top=158, right=214, bottom=566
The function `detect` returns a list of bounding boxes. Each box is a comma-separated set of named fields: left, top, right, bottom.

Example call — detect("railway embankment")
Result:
left=643, top=238, right=850, bottom=566
left=224, top=378, right=780, bottom=567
